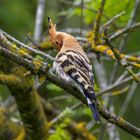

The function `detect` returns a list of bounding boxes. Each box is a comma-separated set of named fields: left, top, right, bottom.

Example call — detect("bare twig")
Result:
left=58, top=0, right=118, bottom=29
left=119, top=0, right=140, bottom=51
left=100, top=11, right=125, bottom=31
left=97, top=72, right=140, bottom=96
left=80, top=0, right=84, bottom=37
left=63, top=28, right=87, bottom=35
left=34, top=0, right=46, bottom=42
left=49, top=95, right=71, bottom=102
left=109, top=22, right=140, bottom=41
left=119, top=82, right=138, bottom=116
left=76, top=36, right=87, bottom=43
left=70, top=102, right=82, bottom=110
left=58, top=0, right=98, bottom=13
left=115, top=71, right=128, bottom=84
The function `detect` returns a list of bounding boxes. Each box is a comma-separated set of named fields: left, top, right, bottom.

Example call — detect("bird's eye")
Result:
left=56, top=41, right=59, bottom=45
left=48, top=25, right=51, bottom=29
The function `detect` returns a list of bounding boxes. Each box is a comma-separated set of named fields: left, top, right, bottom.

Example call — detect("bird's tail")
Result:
left=74, top=80, right=101, bottom=122
left=86, top=97, right=101, bottom=123
left=88, top=100, right=100, bottom=123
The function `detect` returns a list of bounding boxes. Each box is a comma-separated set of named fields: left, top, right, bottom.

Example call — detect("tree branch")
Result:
left=106, top=40, right=140, bottom=83
left=0, top=107, right=25, bottom=140
left=0, top=74, right=21, bottom=86
left=110, top=0, right=140, bottom=83
left=0, top=30, right=140, bottom=138
left=109, top=22, right=140, bottom=41
left=100, top=11, right=125, bottom=31
left=93, top=0, right=106, bottom=45
left=97, top=72, right=140, bottom=96
left=34, top=0, right=46, bottom=42
left=8, top=71, right=48, bottom=140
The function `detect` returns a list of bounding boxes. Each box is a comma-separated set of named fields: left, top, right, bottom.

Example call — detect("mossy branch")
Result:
left=105, top=39, right=140, bottom=84
left=9, top=84, right=48, bottom=140
left=0, top=74, right=21, bottom=86
left=93, top=0, right=106, bottom=45
left=0, top=61, right=48, bottom=139
left=0, top=107, right=25, bottom=140
left=0, top=30, right=140, bottom=138
left=109, top=22, right=140, bottom=41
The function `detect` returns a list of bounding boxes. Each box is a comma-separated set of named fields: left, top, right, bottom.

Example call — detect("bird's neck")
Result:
left=59, top=41, right=81, bottom=53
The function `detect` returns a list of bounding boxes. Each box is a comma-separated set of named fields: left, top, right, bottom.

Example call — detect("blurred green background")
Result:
left=0, top=0, right=140, bottom=140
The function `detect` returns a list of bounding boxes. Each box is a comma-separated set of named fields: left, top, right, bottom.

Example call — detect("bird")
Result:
left=48, top=17, right=100, bottom=122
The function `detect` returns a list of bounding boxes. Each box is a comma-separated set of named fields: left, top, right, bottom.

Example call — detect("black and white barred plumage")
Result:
left=53, top=49, right=100, bottom=122
left=48, top=17, right=100, bottom=122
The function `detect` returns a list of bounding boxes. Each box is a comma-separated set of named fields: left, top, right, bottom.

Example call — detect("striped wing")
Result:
left=56, top=50, right=96, bottom=100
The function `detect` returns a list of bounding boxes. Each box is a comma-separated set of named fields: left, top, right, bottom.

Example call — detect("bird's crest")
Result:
left=48, top=17, right=57, bottom=46
left=48, top=17, right=56, bottom=31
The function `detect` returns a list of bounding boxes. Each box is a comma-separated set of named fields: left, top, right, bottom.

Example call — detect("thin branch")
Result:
left=106, top=27, right=140, bottom=84
left=119, top=0, right=140, bottom=51
left=63, top=28, right=87, bottom=35
left=97, top=72, right=140, bottom=96
left=80, top=0, right=84, bottom=37
left=76, top=36, right=87, bottom=43
left=87, top=44, right=140, bottom=64
left=0, top=30, right=55, bottom=61
left=98, top=105, right=140, bottom=138
left=70, top=102, right=82, bottom=110
left=106, top=39, right=140, bottom=83
left=3, top=96, right=15, bottom=109
left=58, top=0, right=118, bottom=29
left=110, top=0, right=140, bottom=83
left=34, top=0, right=46, bottom=42
left=119, top=82, right=138, bottom=116
left=58, top=0, right=99, bottom=13
left=93, top=0, right=106, bottom=45
left=49, top=95, right=71, bottom=102
left=115, top=71, right=128, bottom=84
left=100, top=11, right=125, bottom=31
left=93, top=59, right=108, bottom=103
left=93, top=59, right=120, bottom=140
left=109, top=22, right=140, bottom=41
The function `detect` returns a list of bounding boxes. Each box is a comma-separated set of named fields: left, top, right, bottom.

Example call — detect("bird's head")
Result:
left=48, top=17, right=79, bottom=51
left=48, top=17, right=63, bottom=50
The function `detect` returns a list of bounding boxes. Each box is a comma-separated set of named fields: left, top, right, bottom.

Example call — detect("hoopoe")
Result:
left=48, top=17, right=100, bottom=122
